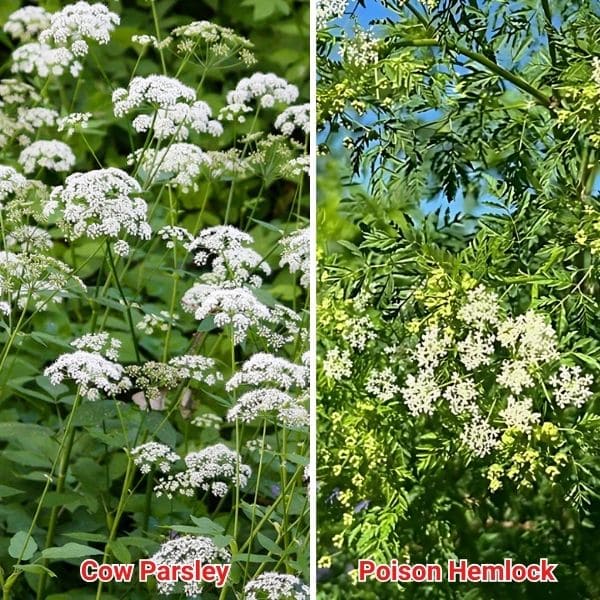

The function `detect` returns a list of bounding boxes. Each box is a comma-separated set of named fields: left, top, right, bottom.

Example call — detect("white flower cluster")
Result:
left=0, top=166, right=27, bottom=207
left=0, top=79, right=40, bottom=107
left=113, top=75, right=221, bottom=141
left=113, top=75, right=195, bottom=116
left=499, top=396, right=540, bottom=433
left=18, top=107, right=58, bottom=132
left=131, top=442, right=179, bottom=474
left=4, top=6, right=51, bottom=42
left=39, top=1, right=119, bottom=57
left=221, top=73, right=299, bottom=122
left=150, top=535, right=230, bottom=597
left=11, top=43, right=82, bottom=78
left=227, top=388, right=309, bottom=428
left=275, top=104, right=310, bottom=136
left=365, top=367, right=399, bottom=402
left=497, top=310, right=559, bottom=365
left=57, top=112, right=91, bottom=135
left=132, top=101, right=223, bottom=141
left=316, top=0, right=349, bottom=29
left=5, top=225, right=53, bottom=253
left=168, top=355, right=222, bottom=386
left=279, top=228, right=309, bottom=288
left=400, top=285, right=595, bottom=458
left=44, top=333, right=131, bottom=400
left=226, top=353, right=308, bottom=391
left=131, top=143, right=209, bottom=191
left=181, top=284, right=300, bottom=348
left=550, top=365, right=594, bottom=409
left=244, top=572, right=310, bottom=600
left=343, top=315, right=376, bottom=351
left=71, top=332, right=121, bottom=360
left=443, top=374, right=478, bottom=416
left=18, top=140, right=76, bottom=174
left=340, top=29, right=379, bottom=68
left=44, top=168, right=151, bottom=256
left=226, top=353, right=308, bottom=427
left=322, top=347, right=352, bottom=381
left=154, top=443, right=251, bottom=499
left=186, top=225, right=271, bottom=287
left=460, top=415, right=500, bottom=458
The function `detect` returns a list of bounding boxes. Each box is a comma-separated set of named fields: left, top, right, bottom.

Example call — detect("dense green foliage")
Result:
left=0, top=1, right=309, bottom=599
left=318, top=1, right=600, bottom=598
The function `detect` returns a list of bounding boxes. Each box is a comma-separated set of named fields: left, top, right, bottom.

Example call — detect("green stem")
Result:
left=36, top=392, right=83, bottom=600
left=95, top=457, right=136, bottom=600
left=390, top=38, right=552, bottom=107
left=105, top=241, right=141, bottom=362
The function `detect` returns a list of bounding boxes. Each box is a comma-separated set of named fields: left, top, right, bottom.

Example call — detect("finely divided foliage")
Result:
left=319, top=0, right=600, bottom=598
left=0, top=1, right=308, bottom=598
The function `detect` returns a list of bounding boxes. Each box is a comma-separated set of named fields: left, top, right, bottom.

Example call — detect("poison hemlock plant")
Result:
left=318, top=0, right=600, bottom=598
left=0, top=1, right=309, bottom=598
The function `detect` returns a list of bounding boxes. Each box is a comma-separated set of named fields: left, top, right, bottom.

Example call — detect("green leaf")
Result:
left=108, top=539, right=131, bottom=564
left=9, top=531, right=38, bottom=561
left=42, top=543, right=103, bottom=560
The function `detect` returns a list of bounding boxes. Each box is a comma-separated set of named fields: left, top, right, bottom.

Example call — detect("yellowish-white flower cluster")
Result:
left=316, top=0, right=348, bottom=29
left=322, top=347, right=353, bottom=381
left=340, top=29, right=380, bottom=68
left=400, top=286, right=595, bottom=457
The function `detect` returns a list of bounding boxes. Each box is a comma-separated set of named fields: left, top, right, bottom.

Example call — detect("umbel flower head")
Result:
left=170, top=20, right=256, bottom=65
left=221, top=72, right=299, bottom=121
left=244, top=572, right=310, bottom=600
left=131, top=442, right=179, bottom=474
left=154, top=443, right=251, bottom=499
left=400, top=285, right=596, bottom=459
left=0, top=166, right=27, bottom=208
left=39, top=1, right=119, bottom=57
left=4, top=6, right=51, bottom=42
left=18, top=140, right=76, bottom=174
left=11, top=42, right=82, bottom=78
left=130, top=143, right=210, bottom=191
left=275, top=104, right=310, bottom=136
left=0, top=251, right=84, bottom=311
left=43, top=167, right=151, bottom=256
left=279, top=228, right=309, bottom=288
left=44, top=333, right=131, bottom=400
left=181, top=283, right=301, bottom=348
left=226, top=353, right=308, bottom=391
left=227, top=388, right=309, bottom=428
left=149, top=535, right=230, bottom=597
left=113, top=75, right=221, bottom=141
left=186, top=225, right=271, bottom=287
